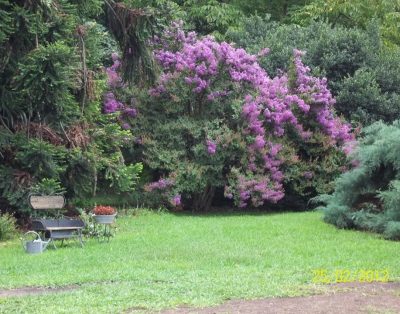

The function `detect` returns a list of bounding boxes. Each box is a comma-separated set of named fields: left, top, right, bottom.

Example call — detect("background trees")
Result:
left=1, top=0, right=400, bottom=222
left=291, top=0, right=400, bottom=46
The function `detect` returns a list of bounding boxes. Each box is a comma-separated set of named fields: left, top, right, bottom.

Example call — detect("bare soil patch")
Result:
left=0, top=285, right=79, bottom=297
left=160, top=282, right=400, bottom=314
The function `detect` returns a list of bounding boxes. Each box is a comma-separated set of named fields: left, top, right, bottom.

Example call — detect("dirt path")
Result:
left=2, top=282, right=399, bottom=313
left=160, top=282, right=400, bottom=314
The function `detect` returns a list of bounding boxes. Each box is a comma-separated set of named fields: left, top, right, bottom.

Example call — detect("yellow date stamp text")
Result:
left=312, top=268, right=389, bottom=284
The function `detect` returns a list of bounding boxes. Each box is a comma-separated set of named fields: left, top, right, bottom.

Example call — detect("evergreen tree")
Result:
left=314, top=121, right=400, bottom=240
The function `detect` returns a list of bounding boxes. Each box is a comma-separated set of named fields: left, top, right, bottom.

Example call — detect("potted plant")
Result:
left=92, top=205, right=117, bottom=224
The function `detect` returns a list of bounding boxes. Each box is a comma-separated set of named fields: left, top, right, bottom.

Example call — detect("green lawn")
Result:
left=0, top=210, right=399, bottom=313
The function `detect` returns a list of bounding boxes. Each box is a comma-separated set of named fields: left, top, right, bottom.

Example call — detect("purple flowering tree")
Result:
left=103, top=53, right=138, bottom=130
left=128, top=21, right=353, bottom=211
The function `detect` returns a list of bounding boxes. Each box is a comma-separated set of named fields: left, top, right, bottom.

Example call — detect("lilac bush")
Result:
left=129, top=22, right=353, bottom=210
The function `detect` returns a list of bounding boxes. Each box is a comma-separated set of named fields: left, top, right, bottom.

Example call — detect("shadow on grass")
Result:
left=169, top=206, right=318, bottom=219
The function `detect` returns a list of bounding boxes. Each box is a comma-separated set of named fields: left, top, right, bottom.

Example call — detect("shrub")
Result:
left=13, top=41, right=80, bottom=124
left=77, top=208, right=103, bottom=238
left=315, top=121, right=400, bottom=240
left=0, top=213, right=17, bottom=241
left=323, top=205, right=353, bottom=229
left=290, top=0, right=400, bottom=47
left=227, top=17, right=376, bottom=80
left=335, top=69, right=400, bottom=125
left=384, top=222, right=400, bottom=240
left=30, top=178, right=66, bottom=196
left=121, top=22, right=352, bottom=211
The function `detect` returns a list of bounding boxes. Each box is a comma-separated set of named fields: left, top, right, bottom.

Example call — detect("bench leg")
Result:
left=78, top=230, right=84, bottom=248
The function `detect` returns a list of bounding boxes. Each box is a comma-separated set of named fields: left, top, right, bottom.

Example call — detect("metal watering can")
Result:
left=21, top=231, right=51, bottom=254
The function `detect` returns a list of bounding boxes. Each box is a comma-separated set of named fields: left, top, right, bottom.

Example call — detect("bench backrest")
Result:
left=29, top=195, right=65, bottom=210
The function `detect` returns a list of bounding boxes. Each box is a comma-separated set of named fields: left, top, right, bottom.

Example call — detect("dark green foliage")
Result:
left=70, top=0, right=105, bottom=18
left=64, top=150, right=97, bottom=198
left=131, top=0, right=242, bottom=37
left=0, top=213, right=17, bottom=241
left=378, top=180, right=400, bottom=221
left=323, top=204, right=353, bottom=229
left=231, top=0, right=309, bottom=21
left=131, top=84, right=245, bottom=211
left=282, top=131, right=347, bottom=202
left=372, top=49, right=400, bottom=94
left=290, top=0, right=400, bottom=47
left=0, top=165, right=31, bottom=212
left=82, top=22, right=119, bottom=69
left=0, top=135, right=67, bottom=212
left=384, top=222, right=400, bottom=240
left=181, top=0, right=242, bottom=36
left=16, top=139, right=67, bottom=179
left=9, top=41, right=81, bottom=126
left=30, top=178, right=66, bottom=195
left=0, top=1, right=14, bottom=45
left=0, top=1, right=143, bottom=217
left=128, top=0, right=311, bottom=36
left=105, top=159, right=143, bottom=192
left=125, top=0, right=186, bottom=31
left=106, top=1, right=157, bottom=85
left=315, top=121, right=400, bottom=240
left=334, top=69, right=400, bottom=125
left=227, top=17, right=377, bottom=79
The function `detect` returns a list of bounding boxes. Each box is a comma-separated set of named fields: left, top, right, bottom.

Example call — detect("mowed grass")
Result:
left=0, top=210, right=399, bottom=313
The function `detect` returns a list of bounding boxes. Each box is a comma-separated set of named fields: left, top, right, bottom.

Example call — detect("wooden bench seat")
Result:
left=31, top=218, right=85, bottom=248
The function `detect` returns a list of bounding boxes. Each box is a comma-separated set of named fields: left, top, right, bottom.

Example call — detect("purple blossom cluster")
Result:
left=103, top=92, right=123, bottom=114
left=103, top=53, right=137, bottom=129
left=293, top=49, right=353, bottom=143
left=147, top=23, right=353, bottom=208
left=144, top=177, right=182, bottom=208
left=144, top=178, right=175, bottom=192
left=170, top=194, right=181, bottom=207
left=206, top=139, right=217, bottom=155
left=106, top=53, right=122, bottom=88
left=303, top=171, right=314, bottom=179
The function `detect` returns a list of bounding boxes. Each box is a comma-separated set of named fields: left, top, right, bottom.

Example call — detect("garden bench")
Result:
left=29, top=195, right=84, bottom=249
